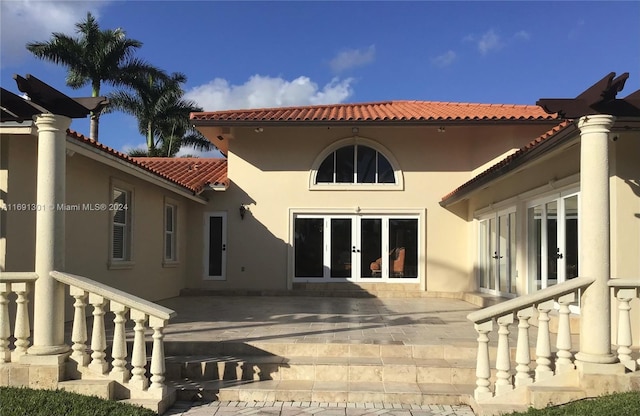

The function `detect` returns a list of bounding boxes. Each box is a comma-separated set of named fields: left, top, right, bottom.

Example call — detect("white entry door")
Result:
left=204, top=212, right=227, bottom=280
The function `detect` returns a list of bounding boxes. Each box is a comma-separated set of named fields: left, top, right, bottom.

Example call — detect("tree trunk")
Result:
left=90, top=112, right=99, bottom=142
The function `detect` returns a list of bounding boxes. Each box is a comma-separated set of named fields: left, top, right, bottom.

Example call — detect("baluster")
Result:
left=474, top=321, right=493, bottom=400
left=69, top=287, right=89, bottom=366
left=555, top=293, right=575, bottom=373
left=11, top=282, right=31, bottom=361
left=614, top=288, right=637, bottom=371
left=495, top=314, right=514, bottom=395
left=88, top=293, right=109, bottom=374
left=149, top=316, right=168, bottom=391
left=129, top=310, right=149, bottom=390
left=109, top=302, right=130, bottom=382
left=515, top=307, right=533, bottom=387
left=535, top=300, right=554, bottom=381
left=0, top=283, right=10, bottom=363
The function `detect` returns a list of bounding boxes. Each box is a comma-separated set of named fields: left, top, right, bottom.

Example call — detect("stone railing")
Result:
left=50, top=271, right=176, bottom=395
left=0, top=270, right=176, bottom=396
left=467, top=277, right=595, bottom=401
left=0, top=272, right=38, bottom=363
left=609, top=278, right=640, bottom=372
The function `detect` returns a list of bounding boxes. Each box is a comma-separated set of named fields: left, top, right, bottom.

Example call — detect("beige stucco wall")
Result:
left=186, top=123, right=555, bottom=293
left=2, top=133, right=191, bottom=302
left=460, top=126, right=640, bottom=345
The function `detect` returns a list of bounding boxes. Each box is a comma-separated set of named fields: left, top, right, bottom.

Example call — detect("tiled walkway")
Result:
left=157, top=295, right=486, bottom=346
left=166, top=401, right=476, bottom=416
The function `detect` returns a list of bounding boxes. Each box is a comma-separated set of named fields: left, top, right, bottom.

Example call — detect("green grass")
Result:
left=0, top=387, right=157, bottom=416
left=501, top=391, right=640, bottom=416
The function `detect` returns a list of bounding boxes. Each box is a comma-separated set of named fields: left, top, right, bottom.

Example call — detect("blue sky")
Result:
left=2, top=1, right=639, bottom=156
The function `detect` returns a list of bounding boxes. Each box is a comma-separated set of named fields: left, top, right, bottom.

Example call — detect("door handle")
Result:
left=492, top=251, right=503, bottom=259
left=555, top=248, right=563, bottom=259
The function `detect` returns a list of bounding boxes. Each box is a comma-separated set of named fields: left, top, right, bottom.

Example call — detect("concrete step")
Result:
left=162, top=341, right=480, bottom=361
left=528, top=384, right=586, bottom=408
left=164, top=355, right=489, bottom=386
left=58, top=379, right=115, bottom=400
left=167, top=379, right=474, bottom=405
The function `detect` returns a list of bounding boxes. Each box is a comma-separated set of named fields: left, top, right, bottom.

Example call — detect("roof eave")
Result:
left=191, top=118, right=559, bottom=128
left=439, top=122, right=579, bottom=208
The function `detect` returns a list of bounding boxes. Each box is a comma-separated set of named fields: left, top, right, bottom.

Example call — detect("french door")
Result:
left=204, top=212, right=227, bottom=280
left=294, top=214, right=419, bottom=281
left=527, top=192, right=579, bottom=291
left=478, top=210, right=517, bottom=296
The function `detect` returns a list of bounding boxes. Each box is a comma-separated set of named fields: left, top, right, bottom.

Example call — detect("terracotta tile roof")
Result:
left=191, top=100, right=557, bottom=124
left=134, top=157, right=228, bottom=193
left=66, top=129, right=227, bottom=194
left=440, top=120, right=577, bottom=206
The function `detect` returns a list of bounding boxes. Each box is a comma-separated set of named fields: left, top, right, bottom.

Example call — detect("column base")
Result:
left=27, top=344, right=70, bottom=357
left=575, top=359, right=624, bottom=375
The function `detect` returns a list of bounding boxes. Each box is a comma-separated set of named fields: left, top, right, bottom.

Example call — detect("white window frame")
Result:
left=109, top=180, right=134, bottom=269
left=163, top=199, right=178, bottom=265
left=309, top=137, right=404, bottom=191
left=526, top=188, right=580, bottom=293
left=289, top=209, right=422, bottom=283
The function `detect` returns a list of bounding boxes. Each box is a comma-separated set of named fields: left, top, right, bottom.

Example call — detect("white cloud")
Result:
left=477, top=29, right=502, bottom=54
left=185, top=75, right=354, bottom=111
left=0, top=0, right=109, bottom=68
left=329, top=45, right=376, bottom=73
left=175, top=147, right=224, bottom=159
left=431, top=50, right=457, bottom=68
left=514, top=30, right=531, bottom=41
left=121, top=142, right=147, bottom=155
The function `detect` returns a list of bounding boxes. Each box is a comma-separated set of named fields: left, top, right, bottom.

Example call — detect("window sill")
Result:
left=108, top=260, right=135, bottom=270
left=162, top=260, right=180, bottom=268
left=309, top=184, right=403, bottom=191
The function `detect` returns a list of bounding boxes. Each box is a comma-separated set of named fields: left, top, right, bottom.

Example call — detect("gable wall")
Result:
left=186, top=123, right=554, bottom=292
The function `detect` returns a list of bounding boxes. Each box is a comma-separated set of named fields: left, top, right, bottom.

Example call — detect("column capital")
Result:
left=577, top=114, right=615, bottom=134
left=33, top=113, right=71, bottom=134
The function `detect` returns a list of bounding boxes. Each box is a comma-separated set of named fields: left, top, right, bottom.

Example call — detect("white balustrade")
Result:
left=495, top=313, right=514, bottom=395
left=467, top=277, right=596, bottom=401
left=515, top=307, right=533, bottom=387
left=50, top=271, right=175, bottom=395
left=555, top=293, right=575, bottom=373
left=0, top=273, right=38, bottom=364
left=609, top=279, right=640, bottom=371
left=0, top=282, right=10, bottom=363
left=534, top=300, right=554, bottom=381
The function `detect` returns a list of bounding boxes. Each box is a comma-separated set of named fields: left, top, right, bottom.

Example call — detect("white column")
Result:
left=28, top=113, right=71, bottom=356
left=575, top=114, right=617, bottom=366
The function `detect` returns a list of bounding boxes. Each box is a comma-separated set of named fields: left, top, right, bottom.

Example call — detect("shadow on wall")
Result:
left=191, top=179, right=293, bottom=291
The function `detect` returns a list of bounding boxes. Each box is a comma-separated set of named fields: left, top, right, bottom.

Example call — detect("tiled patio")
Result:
left=157, top=295, right=487, bottom=347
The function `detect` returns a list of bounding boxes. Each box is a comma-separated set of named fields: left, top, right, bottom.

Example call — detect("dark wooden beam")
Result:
left=537, top=72, right=639, bottom=118
left=0, top=87, right=43, bottom=122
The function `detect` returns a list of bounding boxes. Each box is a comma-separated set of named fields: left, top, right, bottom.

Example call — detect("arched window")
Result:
left=310, top=138, right=402, bottom=190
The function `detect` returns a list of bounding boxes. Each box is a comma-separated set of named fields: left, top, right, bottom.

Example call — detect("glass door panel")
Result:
left=205, top=213, right=227, bottom=280
left=331, top=218, right=353, bottom=278
left=564, top=195, right=579, bottom=280
left=361, top=218, right=382, bottom=278
left=294, top=218, right=324, bottom=278
left=388, top=219, right=418, bottom=278
left=488, top=217, right=497, bottom=290
left=546, top=201, right=558, bottom=286
left=509, top=212, right=517, bottom=294
left=479, top=220, right=490, bottom=289
left=498, top=215, right=509, bottom=293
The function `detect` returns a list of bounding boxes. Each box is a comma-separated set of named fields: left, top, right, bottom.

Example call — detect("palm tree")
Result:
left=26, top=12, right=165, bottom=141
left=108, top=72, right=214, bottom=157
